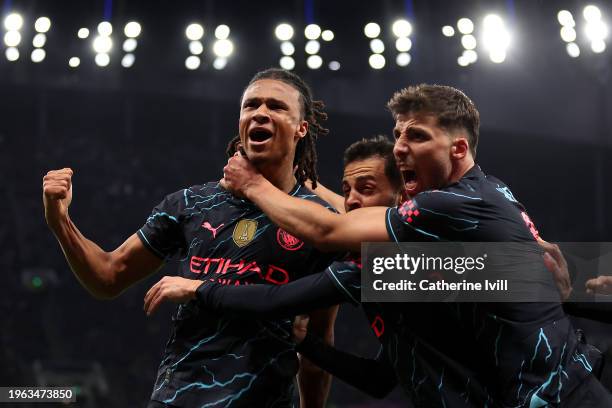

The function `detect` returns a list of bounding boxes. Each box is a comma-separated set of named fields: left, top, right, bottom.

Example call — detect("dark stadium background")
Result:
left=1, top=0, right=611, bottom=406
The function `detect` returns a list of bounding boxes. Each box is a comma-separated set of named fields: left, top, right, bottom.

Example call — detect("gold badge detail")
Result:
left=232, top=219, right=258, bottom=247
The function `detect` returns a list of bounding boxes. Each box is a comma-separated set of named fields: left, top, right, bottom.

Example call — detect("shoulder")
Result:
left=292, top=184, right=339, bottom=213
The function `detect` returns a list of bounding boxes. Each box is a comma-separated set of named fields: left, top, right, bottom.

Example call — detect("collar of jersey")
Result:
left=228, top=182, right=303, bottom=207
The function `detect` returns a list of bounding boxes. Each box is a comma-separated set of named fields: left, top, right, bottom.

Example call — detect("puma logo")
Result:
left=202, top=222, right=224, bottom=238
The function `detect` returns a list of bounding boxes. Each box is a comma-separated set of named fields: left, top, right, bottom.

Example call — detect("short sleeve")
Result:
left=385, top=192, right=481, bottom=242
left=137, top=191, right=186, bottom=259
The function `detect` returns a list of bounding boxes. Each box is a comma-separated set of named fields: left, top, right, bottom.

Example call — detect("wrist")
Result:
left=243, top=174, right=267, bottom=199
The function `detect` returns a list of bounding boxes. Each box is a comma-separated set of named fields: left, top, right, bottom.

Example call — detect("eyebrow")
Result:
left=242, top=97, right=289, bottom=108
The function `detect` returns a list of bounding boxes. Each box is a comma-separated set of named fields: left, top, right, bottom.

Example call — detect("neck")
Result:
left=449, top=157, right=475, bottom=184
left=257, top=159, right=297, bottom=193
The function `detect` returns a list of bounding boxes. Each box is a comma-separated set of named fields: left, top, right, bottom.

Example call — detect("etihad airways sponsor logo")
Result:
left=189, top=256, right=290, bottom=285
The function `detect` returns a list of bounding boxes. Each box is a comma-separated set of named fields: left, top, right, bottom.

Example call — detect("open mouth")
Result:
left=248, top=128, right=273, bottom=143
left=402, top=169, right=419, bottom=196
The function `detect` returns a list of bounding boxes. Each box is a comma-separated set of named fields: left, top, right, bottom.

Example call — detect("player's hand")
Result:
left=144, top=276, right=204, bottom=316
left=292, top=314, right=310, bottom=344
left=42, top=168, right=74, bottom=229
left=586, top=276, right=612, bottom=295
left=220, top=151, right=264, bottom=198
left=538, top=239, right=572, bottom=301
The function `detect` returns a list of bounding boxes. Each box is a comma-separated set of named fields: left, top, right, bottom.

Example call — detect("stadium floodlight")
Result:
left=328, top=60, right=341, bottom=70
left=185, top=55, right=200, bottom=70
left=95, top=53, right=110, bottom=67
left=93, top=35, right=113, bottom=53
left=583, top=5, right=602, bottom=22
left=123, top=38, right=138, bottom=53
left=4, top=13, right=23, bottom=31
left=370, top=38, right=385, bottom=53
left=461, top=34, right=477, bottom=50
left=189, top=40, right=203, bottom=55
left=304, top=24, right=321, bottom=40
left=121, top=53, right=135, bottom=68
left=463, top=49, right=478, bottom=64
left=442, top=25, right=455, bottom=37
left=369, top=53, right=386, bottom=69
left=213, top=39, right=234, bottom=58
left=457, top=55, right=469, bottom=67
left=213, top=57, right=228, bottom=70
left=481, top=14, right=511, bottom=62
left=98, top=21, right=112, bottom=36
left=215, top=25, right=230, bottom=40
left=392, top=19, right=412, bottom=37
left=566, top=42, right=580, bottom=57
left=35, top=17, right=51, bottom=33
left=591, top=39, right=606, bottom=53
left=31, top=48, right=46, bottom=63
left=457, top=18, right=474, bottom=34
left=560, top=26, right=577, bottom=43
left=305, top=40, right=320, bottom=55
left=4, top=30, right=21, bottom=47
left=584, top=19, right=608, bottom=42
left=557, top=10, right=575, bottom=27
left=364, top=22, right=381, bottom=38
left=395, top=37, right=412, bottom=52
left=33, top=33, right=46, bottom=48
left=489, top=49, right=506, bottom=63
left=186, top=23, right=204, bottom=41
left=124, top=22, right=142, bottom=38
left=396, top=52, right=411, bottom=66
left=279, top=56, right=295, bottom=70
left=6, top=47, right=19, bottom=61
left=321, top=30, right=334, bottom=41
left=78, top=28, right=90, bottom=39
left=69, top=57, right=80, bottom=67
left=306, top=54, right=323, bottom=69
left=275, top=23, right=294, bottom=41
left=280, top=41, right=295, bottom=56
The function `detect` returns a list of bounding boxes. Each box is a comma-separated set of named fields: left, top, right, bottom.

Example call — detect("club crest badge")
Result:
left=277, top=228, right=304, bottom=251
left=233, top=219, right=258, bottom=247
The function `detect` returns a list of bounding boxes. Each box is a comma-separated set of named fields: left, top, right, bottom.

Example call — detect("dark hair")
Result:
left=343, top=135, right=404, bottom=193
left=242, top=68, right=329, bottom=188
left=387, top=84, right=480, bottom=157
left=226, top=135, right=241, bottom=158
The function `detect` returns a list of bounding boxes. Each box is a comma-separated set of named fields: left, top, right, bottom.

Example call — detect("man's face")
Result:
left=239, top=79, right=307, bottom=167
left=392, top=112, right=455, bottom=197
left=342, top=157, right=399, bottom=212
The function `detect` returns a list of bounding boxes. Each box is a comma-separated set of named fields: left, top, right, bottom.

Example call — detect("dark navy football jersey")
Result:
left=382, top=165, right=602, bottom=407
left=138, top=181, right=338, bottom=407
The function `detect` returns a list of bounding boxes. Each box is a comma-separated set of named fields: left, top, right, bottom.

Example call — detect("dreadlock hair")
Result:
left=244, top=68, right=329, bottom=188
left=226, top=135, right=241, bottom=158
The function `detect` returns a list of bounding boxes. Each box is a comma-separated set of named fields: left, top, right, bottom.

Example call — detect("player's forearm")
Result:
left=298, top=357, right=332, bottom=408
left=50, top=216, right=121, bottom=299
left=245, top=177, right=343, bottom=251
left=296, top=333, right=397, bottom=399
left=196, top=272, right=343, bottom=318
left=308, top=180, right=345, bottom=214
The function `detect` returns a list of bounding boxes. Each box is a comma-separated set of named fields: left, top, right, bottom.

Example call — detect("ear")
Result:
left=451, top=137, right=469, bottom=160
left=295, top=120, right=308, bottom=141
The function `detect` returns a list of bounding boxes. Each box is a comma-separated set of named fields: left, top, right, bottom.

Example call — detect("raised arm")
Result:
left=43, top=168, right=163, bottom=299
left=222, top=155, right=389, bottom=252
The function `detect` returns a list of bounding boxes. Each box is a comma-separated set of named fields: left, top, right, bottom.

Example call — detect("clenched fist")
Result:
left=42, top=168, right=73, bottom=229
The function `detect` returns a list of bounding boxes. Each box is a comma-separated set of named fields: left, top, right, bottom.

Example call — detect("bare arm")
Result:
left=43, top=168, right=163, bottom=299
left=297, top=306, right=338, bottom=408
left=308, top=179, right=345, bottom=214
left=222, top=156, right=389, bottom=252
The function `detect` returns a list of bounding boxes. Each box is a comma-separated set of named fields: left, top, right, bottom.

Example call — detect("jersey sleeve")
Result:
left=324, top=259, right=362, bottom=306
left=137, top=190, right=186, bottom=260
left=295, top=332, right=397, bottom=399
left=385, top=191, right=481, bottom=242
left=195, top=270, right=347, bottom=319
